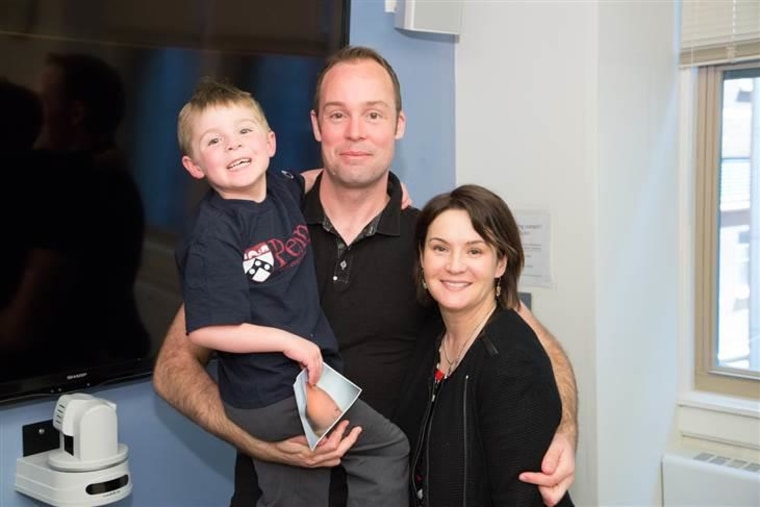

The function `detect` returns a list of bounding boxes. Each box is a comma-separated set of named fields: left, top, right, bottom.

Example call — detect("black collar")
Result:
left=302, top=171, right=404, bottom=237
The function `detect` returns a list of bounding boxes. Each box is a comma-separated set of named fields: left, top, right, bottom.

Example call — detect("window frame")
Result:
left=694, top=61, right=760, bottom=400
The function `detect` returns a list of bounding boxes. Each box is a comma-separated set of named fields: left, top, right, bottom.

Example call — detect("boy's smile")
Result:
left=228, top=157, right=252, bottom=170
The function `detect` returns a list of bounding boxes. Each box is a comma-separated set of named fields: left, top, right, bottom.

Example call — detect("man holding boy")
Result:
left=173, top=77, right=409, bottom=506
left=154, top=46, right=577, bottom=507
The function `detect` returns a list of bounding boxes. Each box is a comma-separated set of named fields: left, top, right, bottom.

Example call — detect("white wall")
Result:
left=456, top=2, right=680, bottom=505
left=596, top=2, right=680, bottom=504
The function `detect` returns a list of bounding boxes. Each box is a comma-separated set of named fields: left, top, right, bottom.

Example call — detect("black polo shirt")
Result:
left=302, top=172, right=435, bottom=419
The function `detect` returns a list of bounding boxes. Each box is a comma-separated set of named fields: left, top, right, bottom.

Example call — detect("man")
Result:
left=154, top=46, right=577, bottom=507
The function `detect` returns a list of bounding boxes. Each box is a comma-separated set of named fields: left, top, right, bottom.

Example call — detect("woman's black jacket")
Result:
left=394, top=308, right=573, bottom=507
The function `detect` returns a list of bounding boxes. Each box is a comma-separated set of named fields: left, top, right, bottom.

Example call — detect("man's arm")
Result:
left=516, top=302, right=578, bottom=506
left=516, top=303, right=578, bottom=447
left=152, top=305, right=360, bottom=466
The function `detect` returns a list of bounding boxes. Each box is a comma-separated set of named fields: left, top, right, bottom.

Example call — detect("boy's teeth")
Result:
left=229, top=158, right=251, bottom=169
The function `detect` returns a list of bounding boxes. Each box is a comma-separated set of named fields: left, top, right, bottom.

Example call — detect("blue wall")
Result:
left=0, top=2, right=455, bottom=506
left=349, top=2, right=457, bottom=205
left=1, top=380, right=234, bottom=507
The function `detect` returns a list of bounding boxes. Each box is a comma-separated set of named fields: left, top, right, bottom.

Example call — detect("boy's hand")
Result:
left=518, top=432, right=575, bottom=506
left=282, top=335, right=323, bottom=385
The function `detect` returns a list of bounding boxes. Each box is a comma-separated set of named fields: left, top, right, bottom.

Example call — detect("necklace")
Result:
left=440, top=306, right=495, bottom=378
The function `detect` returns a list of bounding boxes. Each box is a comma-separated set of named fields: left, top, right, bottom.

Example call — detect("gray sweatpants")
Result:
left=225, top=396, right=409, bottom=507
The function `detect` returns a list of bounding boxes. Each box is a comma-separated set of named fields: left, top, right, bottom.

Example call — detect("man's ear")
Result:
left=310, top=110, right=322, bottom=142
left=394, top=110, right=406, bottom=140
left=181, top=155, right=205, bottom=180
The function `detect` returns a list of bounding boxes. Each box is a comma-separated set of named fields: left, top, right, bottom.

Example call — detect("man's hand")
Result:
left=518, top=432, right=575, bottom=506
left=400, top=182, right=412, bottom=209
left=267, top=420, right=362, bottom=468
left=300, top=168, right=323, bottom=193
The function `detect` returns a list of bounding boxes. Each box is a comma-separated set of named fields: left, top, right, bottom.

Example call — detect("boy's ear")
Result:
left=267, top=130, right=277, bottom=157
left=182, top=155, right=205, bottom=180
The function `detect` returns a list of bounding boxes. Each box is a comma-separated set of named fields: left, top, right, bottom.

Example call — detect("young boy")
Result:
left=175, top=77, right=409, bottom=506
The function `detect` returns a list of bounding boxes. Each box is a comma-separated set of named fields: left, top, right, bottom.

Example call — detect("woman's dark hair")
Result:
left=414, top=184, right=524, bottom=309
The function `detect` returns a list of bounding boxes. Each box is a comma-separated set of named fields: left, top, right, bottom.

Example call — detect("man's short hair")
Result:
left=312, top=46, right=402, bottom=117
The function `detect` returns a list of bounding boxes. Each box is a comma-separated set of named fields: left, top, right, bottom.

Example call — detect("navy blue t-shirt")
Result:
left=176, top=170, right=342, bottom=409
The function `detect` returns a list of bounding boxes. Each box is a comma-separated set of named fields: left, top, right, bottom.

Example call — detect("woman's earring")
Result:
left=422, top=278, right=428, bottom=290
left=495, top=279, right=502, bottom=298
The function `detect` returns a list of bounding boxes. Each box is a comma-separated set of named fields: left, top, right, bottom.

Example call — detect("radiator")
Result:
left=662, top=449, right=760, bottom=506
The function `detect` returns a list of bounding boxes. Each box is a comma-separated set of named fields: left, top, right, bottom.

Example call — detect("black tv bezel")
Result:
left=0, top=360, right=155, bottom=407
left=0, top=0, right=350, bottom=407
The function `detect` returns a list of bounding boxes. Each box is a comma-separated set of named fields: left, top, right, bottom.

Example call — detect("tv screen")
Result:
left=0, top=0, right=349, bottom=404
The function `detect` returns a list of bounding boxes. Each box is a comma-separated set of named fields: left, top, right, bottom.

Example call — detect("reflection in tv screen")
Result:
left=0, top=0, right=346, bottom=403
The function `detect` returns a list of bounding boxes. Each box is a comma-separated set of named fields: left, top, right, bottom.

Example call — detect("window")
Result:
left=682, top=0, right=760, bottom=400
left=694, top=62, right=760, bottom=398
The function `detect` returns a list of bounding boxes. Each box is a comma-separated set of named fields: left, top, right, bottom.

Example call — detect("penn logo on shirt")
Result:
left=243, top=243, right=274, bottom=282
left=242, top=225, right=311, bottom=283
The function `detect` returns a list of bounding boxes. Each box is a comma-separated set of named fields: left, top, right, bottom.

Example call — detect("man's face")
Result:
left=311, top=59, right=406, bottom=190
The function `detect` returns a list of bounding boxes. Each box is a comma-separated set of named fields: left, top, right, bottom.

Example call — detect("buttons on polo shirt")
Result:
left=333, top=251, right=352, bottom=284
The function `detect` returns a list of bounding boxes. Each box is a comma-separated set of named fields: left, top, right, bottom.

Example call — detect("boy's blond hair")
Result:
left=177, top=77, right=270, bottom=157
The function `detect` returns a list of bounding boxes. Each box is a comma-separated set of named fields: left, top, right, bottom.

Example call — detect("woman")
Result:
left=396, top=184, right=573, bottom=506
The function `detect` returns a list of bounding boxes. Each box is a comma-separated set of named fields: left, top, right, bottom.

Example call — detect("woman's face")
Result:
left=420, top=209, right=506, bottom=315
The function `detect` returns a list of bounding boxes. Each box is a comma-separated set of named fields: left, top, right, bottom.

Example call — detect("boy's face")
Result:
left=182, top=103, right=275, bottom=201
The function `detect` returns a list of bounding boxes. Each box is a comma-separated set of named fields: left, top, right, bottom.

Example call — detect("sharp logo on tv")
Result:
left=66, top=372, right=89, bottom=381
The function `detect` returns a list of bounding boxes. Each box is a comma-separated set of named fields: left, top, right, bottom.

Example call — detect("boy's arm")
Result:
left=188, top=323, right=324, bottom=386
left=515, top=303, right=577, bottom=506
left=153, top=306, right=361, bottom=465
left=153, top=309, right=259, bottom=452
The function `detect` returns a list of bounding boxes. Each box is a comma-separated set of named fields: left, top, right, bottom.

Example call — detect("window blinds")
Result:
left=680, top=0, right=760, bottom=67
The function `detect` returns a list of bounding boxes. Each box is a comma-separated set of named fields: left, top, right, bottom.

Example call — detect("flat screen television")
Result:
left=0, top=0, right=349, bottom=405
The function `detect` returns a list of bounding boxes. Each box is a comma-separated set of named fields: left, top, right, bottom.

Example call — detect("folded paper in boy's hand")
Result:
left=293, top=364, right=362, bottom=449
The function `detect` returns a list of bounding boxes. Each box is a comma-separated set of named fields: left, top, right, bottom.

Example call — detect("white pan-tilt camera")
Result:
left=15, top=393, right=132, bottom=506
